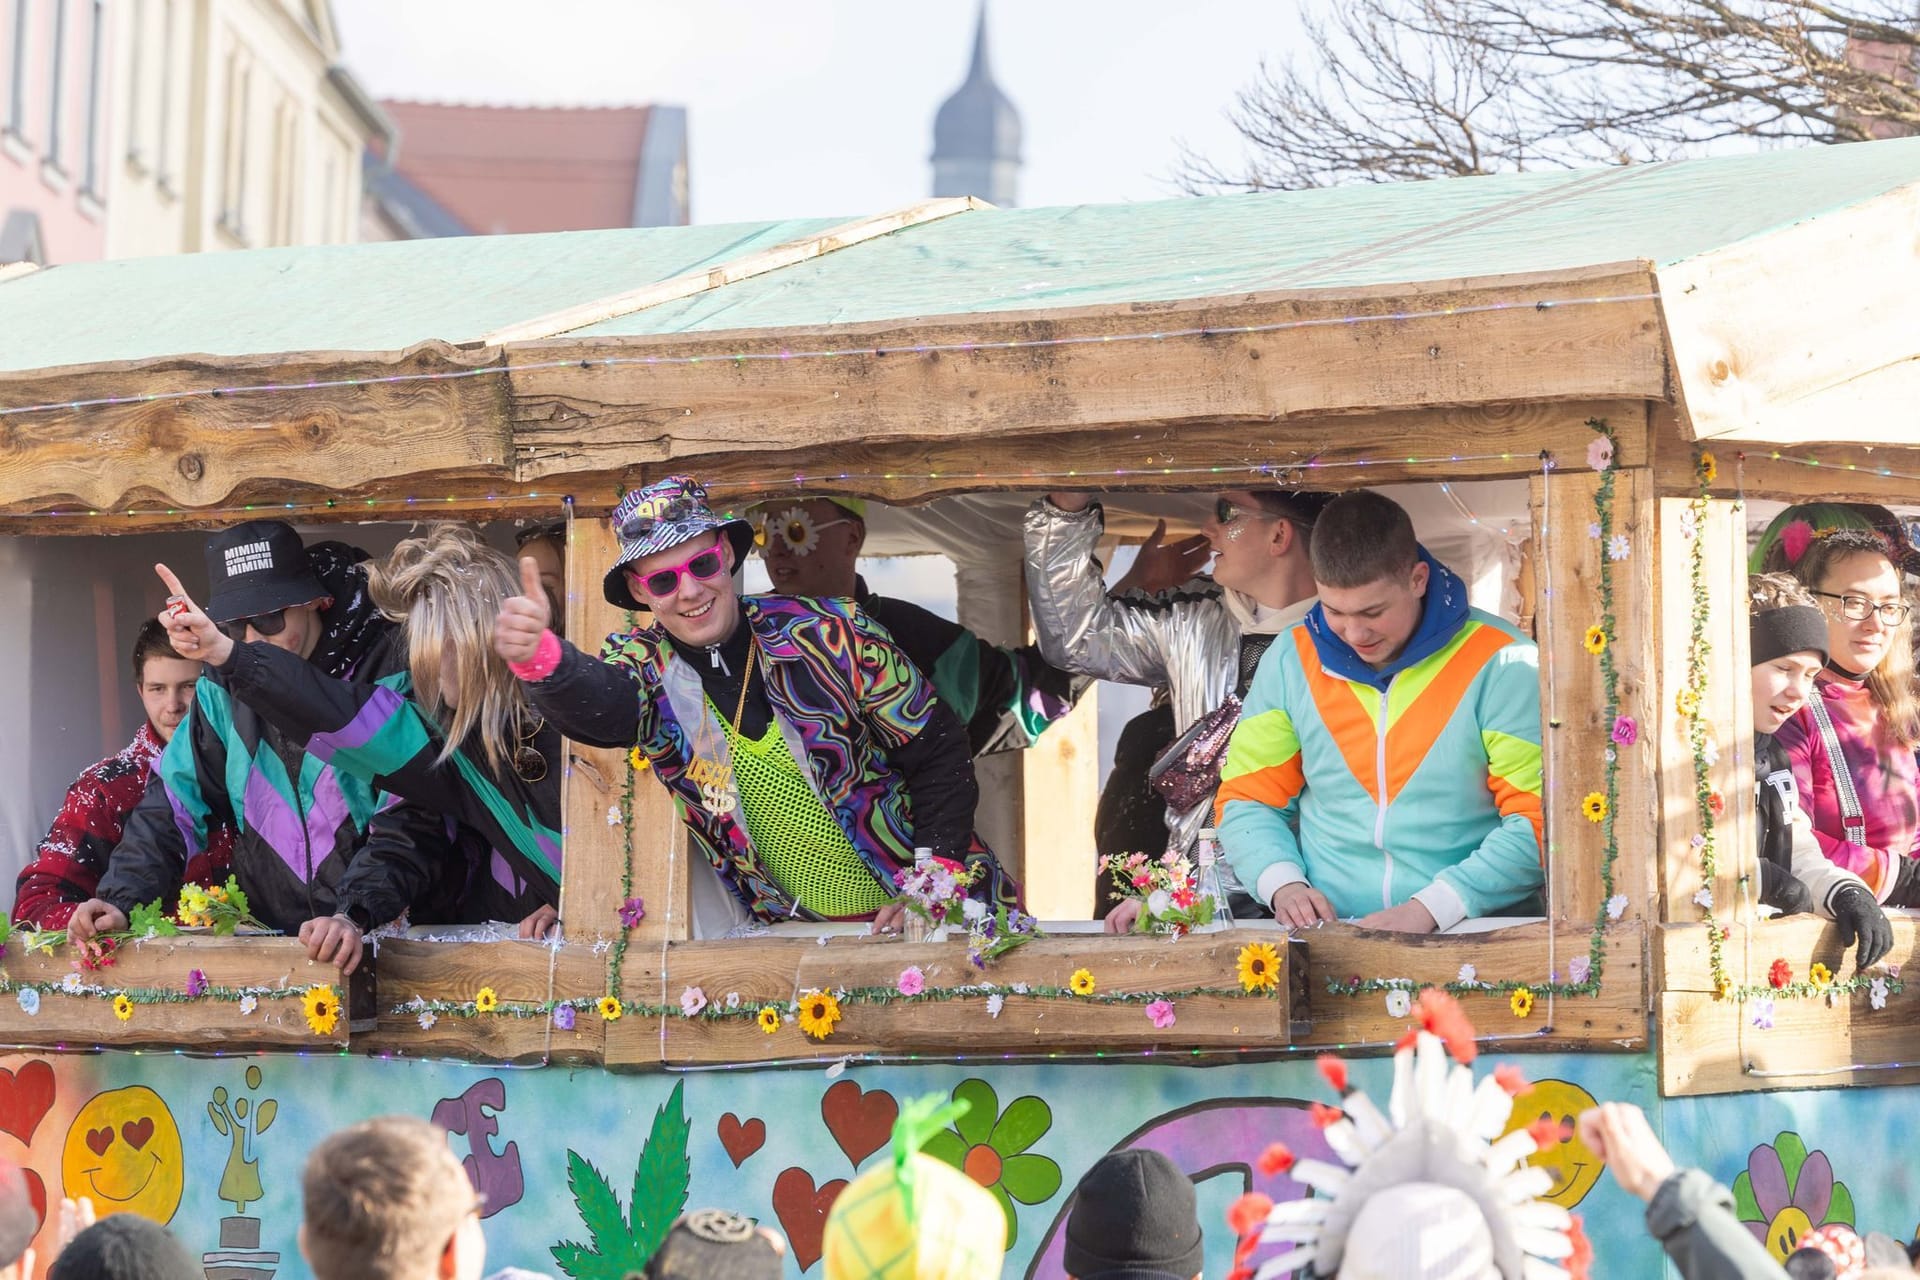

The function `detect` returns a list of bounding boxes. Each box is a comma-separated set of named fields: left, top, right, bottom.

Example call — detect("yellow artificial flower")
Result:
left=1510, top=986, right=1535, bottom=1018
left=1676, top=687, right=1700, bottom=718
left=1237, top=942, right=1282, bottom=992
left=797, top=990, right=842, bottom=1040
left=1582, top=626, right=1608, bottom=655
left=303, top=984, right=339, bottom=1036
left=112, top=994, right=134, bottom=1022
left=1809, top=962, right=1833, bottom=990
left=1698, top=451, right=1718, bottom=484
left=1068, top=968, right=1097, bottom=997
left=1582, top=793, right=1609, bottom=823
left=757, top=1005, right=782, bottom=1034
left=628, top=746, right=649, bottom=773
left=474, top=986, right=500, bottom=1014
left=597, top=995, right=624, bottom=1022
left=178, top=884, right=213, bottom=928
left=1715, top=974, right=1733, bottom=1001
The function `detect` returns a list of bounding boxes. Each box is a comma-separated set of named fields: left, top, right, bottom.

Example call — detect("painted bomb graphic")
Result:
left=59, top=1085, right=185, bottom=1223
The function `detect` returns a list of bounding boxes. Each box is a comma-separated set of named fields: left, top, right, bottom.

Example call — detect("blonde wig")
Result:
left=367, top=524, right=533, bottom=774
left=1786, top=528, right=1920, bottom=750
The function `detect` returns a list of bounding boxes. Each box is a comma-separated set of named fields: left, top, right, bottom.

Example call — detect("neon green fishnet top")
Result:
left=718, top=713, right=894, bottom=918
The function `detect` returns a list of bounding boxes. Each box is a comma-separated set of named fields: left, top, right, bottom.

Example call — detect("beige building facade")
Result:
left=108, top=0, right=386, bottom=258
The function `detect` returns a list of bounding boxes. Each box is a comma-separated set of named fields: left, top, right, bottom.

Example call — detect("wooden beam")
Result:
left=0, top=938, right=353, bottom=1048
left=480, top=198, right=989, bottom=346
left=1659, top=180, right=1920, bottom=448
left=557, top=514, right=691, bottom=948
left=1650, top=408, right=1920, bottom=504
left=508, top=270, right=1666, bottom=485
left=361, top=938, right=607, bottom=1064
left=1653, top=498, right=1752, bottom=930
left=1531, top=462, right=1657, bottom=927
left=0, top=341, right=512, bottom=514
left=1022, top=685, right=1098, bottom=920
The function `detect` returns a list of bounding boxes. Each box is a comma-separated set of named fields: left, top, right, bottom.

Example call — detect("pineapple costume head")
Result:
left=822, top=1093, right=1007, bottom=1280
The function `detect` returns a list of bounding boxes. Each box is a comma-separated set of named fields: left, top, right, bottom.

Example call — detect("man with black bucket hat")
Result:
left=1064, top=1149, right=1205, bottom=1280
left=69, top=521, right=456, bottom=959
left=494, top=475, right=1016, bottom=931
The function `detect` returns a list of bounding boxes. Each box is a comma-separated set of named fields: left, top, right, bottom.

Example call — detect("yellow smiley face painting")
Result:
left=1499, top=1078, right=1604, bottom=1209
left=60, top=1086, right=185, bottom=1223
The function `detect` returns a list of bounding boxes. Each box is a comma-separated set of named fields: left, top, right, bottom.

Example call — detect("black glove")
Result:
left=1758, top=857, right=1814, bottom=917
left=1830, top=883, right=1894, bottom=970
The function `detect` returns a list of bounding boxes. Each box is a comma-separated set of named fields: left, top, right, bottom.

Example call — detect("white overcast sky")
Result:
left=330, top=0, right=1306, bottom=225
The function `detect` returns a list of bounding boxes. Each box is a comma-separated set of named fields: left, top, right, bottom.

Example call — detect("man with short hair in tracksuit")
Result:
left=1216, top=490, right=1544, bottom=934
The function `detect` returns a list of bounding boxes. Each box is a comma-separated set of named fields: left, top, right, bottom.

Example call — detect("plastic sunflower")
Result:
left=1697, top=451, right=1718, bottom=484
left=1068, top=968, right=1097, bottom=997
left=1509, top=986, right=1535, bottom=1018
left=303, top=984, right=339, bottom=1036
left=112, top=994, right=134, bottom=1022
left=797, top=989, right=842, bottom=1040
left=1676, top=687, right=1701, bottom=717
left=627, top=745, right=649, bottom=773
left=597, top=995, right=624, bottom=1022
left=1581, top=793, right=1608, bottom=823
left=1237, top=941, right=1281, bottom=992
left=474, top=986, right=499, bottom=1014
left=1581, top=626, right=1608, bottom=655
left=757, top=1005, right=782, bottom=1034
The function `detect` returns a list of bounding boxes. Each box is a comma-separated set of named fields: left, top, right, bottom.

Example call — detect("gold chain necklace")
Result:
left=689, top=634, right=758, bottom=816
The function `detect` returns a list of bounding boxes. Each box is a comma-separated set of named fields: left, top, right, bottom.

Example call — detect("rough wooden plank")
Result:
left=1531, top=461, right=1657, bottom=926
left=1021, top=688, right=1099, bottom=920
left=360, top=938, right=607, bottom=1064
left=1649, top=410, right=1920, bottom=505
left=0, top=938, right=350, bottom=1048
left=556, top=514, right=693, bottom=947
left=1658, top=918, right=1919, bottom=992
left=1659, top=989, right=1920, bottom=1096
left=483, top=198, right=989, bottom=345
left=0, top=341, right=511, bottom=513
left=508, top=271, right=1667, bottom=484
left=1302, top=921, right=1646, bottom=1051
left=1660, top=181, right=1920, bottom=448
left=607, top=938, right=839, bottom=1067
left=1654, top=498, right=1750, bottom=927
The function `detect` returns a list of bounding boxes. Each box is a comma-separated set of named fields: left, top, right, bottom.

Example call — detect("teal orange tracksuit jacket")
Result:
left=1215, top=551, right=1544, bottom=928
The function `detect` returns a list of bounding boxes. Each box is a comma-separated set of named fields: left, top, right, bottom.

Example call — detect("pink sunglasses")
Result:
left=625, top=544, right=729, bottom=598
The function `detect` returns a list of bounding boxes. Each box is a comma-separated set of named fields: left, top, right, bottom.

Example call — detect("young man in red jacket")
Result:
left=12, top=620, right=233, bottom=928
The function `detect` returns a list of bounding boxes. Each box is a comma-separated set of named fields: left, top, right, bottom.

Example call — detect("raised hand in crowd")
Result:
left=494, top=556, right=552, bottom=666
left=153, top=562, right=235, bottom=666
left=1110, top=519, right=1212, bottom=597
left=1577, top=1102, right=1676, bottom=1202
left=64, top=899, right=129, bottom=942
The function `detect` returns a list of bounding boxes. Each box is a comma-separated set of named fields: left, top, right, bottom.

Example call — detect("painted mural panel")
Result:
left=0, top=1049, right=1705, bottom=1277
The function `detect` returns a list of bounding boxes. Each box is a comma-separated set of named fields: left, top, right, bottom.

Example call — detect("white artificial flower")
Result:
left=962, top=898, right=988, bottom=923
left=1146, top=889, right=1173, bottom=919
left=16, top=988, right=40, bottom=1016
left=725, top=991, right=741, bottom=1010
left=1385, top=988, right=1412, bottom=1018
left=1606, top=895, right=1628, bottom=920
left=1607, top=534, right=1632, bottom=561
left=1870, top=977, right=1889, bottom=1011
left=418, top=1011, right=438, bottom=1030
left=986, top=993, right=1005, bottom=1019
left=60, top=972, right=84, bottom=993
left=606, top=805, right=622, bottom=826
left=238, top=994, right=258, bottom=1015
left=1692, top=887, right=1714, bottom=910
left=1456, top=964, right=1478, bottom=986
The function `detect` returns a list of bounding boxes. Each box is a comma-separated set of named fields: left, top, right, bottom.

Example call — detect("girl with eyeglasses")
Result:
left=1759, top=510, right=1920, bottom=910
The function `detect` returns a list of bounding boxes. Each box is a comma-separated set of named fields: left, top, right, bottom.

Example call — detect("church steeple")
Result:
left=931, top=2, right=1022, bottom=207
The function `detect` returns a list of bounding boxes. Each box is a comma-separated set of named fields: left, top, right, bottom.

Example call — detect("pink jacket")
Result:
left=1773, top=676, right=1920, bottom=901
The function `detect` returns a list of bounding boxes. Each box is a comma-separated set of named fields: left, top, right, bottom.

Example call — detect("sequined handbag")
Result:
left=1146, top=694, right=1242, bottom=813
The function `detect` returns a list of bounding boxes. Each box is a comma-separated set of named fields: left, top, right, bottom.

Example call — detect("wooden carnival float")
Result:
left=2, top=138, right=1919, bottom=1104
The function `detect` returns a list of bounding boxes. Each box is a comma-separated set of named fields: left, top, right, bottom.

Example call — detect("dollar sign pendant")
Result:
left=701, top=778, right=736, bottom=816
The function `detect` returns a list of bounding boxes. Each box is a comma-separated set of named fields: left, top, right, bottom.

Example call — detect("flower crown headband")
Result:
left=1779, top=520, right=1897, bottom=568
left=1226, top=990, right=1592, bottom=1280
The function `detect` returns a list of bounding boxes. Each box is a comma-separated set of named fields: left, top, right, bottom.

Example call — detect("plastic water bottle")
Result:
left=1195, top=830, right=1231, bottom=933
left=902, top=847, right=934, bottom=943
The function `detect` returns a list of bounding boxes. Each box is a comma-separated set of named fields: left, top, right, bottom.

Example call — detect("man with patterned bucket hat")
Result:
left=494, top=476, right=1011, bottom=929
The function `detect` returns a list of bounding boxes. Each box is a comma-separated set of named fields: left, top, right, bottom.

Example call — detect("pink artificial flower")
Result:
left=618, top=897, right=646, bottom=927
left=185, top=969, right=208, bottom=997
left=1781, top=520, right=1815, bottom=566
left=679, top=986, right=708, bottom=1017
left=1170, top=887, right=1195, bottom=909
left=897, top=966, right=926, bottom=996
left=1125, top=852, right=1149, bottom=869
left=1586, top=436, right=1614, bottom=472
left=1131, top=874, right=1152, bottom=890
left=1145, top=999, right=1176, bottom=1030
left=1610, top=716, right=1638, bottom=747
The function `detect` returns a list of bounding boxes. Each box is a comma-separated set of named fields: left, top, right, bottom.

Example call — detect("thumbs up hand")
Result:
left=494, top=556, right=553, bottom=665
left=154, top=563, right=235, bottom=667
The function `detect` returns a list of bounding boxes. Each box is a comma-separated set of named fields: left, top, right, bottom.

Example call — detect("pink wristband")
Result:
left=509, top=629, right=562, bottom=682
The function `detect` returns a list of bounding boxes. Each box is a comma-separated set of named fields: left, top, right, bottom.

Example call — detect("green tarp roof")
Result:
left=5, top=136, right=1920, bottom=374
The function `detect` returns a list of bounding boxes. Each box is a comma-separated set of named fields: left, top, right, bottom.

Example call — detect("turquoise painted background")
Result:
left=0, top=1048, right=1901, bottom=1278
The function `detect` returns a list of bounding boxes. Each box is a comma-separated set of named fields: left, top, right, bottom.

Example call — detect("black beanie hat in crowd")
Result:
left=1751, top=604, right=1831, bottom=669
left=1063, top=1149, right=1205, bottom=1280
left=49, top=1215, right=200, bottom=1280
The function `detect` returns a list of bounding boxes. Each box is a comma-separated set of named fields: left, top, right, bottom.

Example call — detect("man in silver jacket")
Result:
left=1023, top=488, right=1334, bottom=925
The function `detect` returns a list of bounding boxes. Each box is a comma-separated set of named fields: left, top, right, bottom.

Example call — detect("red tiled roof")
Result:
left=380, top=100, right=656, bottom=234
